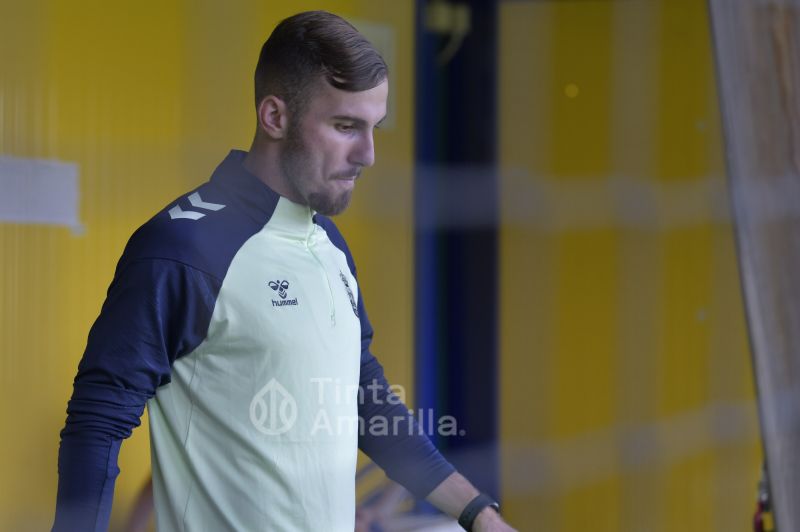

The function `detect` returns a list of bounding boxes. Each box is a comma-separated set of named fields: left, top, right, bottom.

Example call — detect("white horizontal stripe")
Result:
left=0, top=155, right=80, bottom=230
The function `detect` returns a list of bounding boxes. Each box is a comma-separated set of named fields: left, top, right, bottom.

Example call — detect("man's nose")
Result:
left=350, top=132, right=375, bottom=168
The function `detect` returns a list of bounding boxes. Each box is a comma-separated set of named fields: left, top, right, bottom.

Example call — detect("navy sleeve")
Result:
left=53, top=258, right=219, bottom=532
left=356, top=299, right=456, bottom=498
left=314, top=216, right=455, bottom=499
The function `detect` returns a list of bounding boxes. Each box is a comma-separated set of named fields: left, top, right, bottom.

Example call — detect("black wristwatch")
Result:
left=458, top=493, right=500, bottom=531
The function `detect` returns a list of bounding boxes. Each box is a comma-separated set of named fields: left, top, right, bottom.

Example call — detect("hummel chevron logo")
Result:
left=188, top=192, right=225, bottom=211
left=268, top=280, right=298, bottom=307
left=268, top=280, right=290, bottom=299
left=168, top=205, right=204, bottom=220
left=168, top=192, right=226, bottom=220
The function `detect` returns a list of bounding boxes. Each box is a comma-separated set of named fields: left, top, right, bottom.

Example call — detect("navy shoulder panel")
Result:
left=121, top=179, right=274, bottom=281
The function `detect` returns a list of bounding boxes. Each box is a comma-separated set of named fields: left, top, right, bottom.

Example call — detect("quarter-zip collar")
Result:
left=269, top=196, right=316, bottom=240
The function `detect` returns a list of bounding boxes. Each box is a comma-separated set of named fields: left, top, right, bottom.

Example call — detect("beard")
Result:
left=280, top=123, right=355, bottom=216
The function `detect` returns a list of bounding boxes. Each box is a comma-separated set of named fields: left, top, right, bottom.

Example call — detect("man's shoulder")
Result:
left=121, top=181, right=259, bottom=280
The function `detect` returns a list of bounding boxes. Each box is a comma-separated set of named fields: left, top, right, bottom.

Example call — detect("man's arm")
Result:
left=355, top=306, right=515, bottom=530
left=357, top=353, right=516, bottom=531
left=356, top=341, right=457, bottom=497
left=53, top=259, right=217, bottom=531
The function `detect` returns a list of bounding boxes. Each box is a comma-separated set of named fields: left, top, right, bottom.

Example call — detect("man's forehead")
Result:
left=309, top=79, right=388, bottom=122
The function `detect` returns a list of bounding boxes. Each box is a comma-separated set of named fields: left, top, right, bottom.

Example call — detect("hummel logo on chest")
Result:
left=268, top=280, right=298, bottom=307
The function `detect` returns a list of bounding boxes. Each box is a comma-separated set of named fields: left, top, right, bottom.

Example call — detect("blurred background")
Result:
left=0, top=0, right=762, bottom=530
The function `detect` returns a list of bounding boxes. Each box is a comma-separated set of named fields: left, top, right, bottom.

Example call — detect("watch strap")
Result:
left=458, top=493, right=500, bottom=531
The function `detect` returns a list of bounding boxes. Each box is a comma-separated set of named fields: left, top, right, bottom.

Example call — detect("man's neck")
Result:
left=242, top=140, right=302, bottom=204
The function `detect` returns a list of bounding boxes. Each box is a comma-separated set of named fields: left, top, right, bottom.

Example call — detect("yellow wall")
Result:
left=499, top=1, right=760, bottom=531
left=0, top=1, right=414, bottom=529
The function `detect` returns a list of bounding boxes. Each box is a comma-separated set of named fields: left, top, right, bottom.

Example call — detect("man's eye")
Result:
left=336, top=123, right=355, bottom=132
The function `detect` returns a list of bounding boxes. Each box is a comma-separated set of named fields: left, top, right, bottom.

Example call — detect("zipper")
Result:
left=305, top=234, right=336, bottom=326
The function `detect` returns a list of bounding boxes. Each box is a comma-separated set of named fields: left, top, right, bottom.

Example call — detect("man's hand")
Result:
left=472, top=506, right=518, bottom=532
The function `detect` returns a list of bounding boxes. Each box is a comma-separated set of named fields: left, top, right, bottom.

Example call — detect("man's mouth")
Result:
left=333, top=169, right=361, bottom=181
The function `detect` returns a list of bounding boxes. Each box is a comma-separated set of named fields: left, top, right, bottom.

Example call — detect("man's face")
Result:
left=280, top=78, right=388, bottom=216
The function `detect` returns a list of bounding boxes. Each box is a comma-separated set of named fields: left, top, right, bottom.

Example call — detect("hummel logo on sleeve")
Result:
left=268, top=280, right=298, bottom=307
left=168, top=192, right=226, bottom=220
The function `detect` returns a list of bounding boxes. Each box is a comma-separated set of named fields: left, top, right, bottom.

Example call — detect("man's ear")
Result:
left=256, top=95, right=288, bottom=139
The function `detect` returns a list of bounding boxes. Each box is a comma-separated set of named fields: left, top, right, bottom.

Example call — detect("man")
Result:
left=53, top=11, right=515, bottom=532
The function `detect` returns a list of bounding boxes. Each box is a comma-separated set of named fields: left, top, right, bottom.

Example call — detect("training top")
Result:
left=53, top=150, right=455, bottom=531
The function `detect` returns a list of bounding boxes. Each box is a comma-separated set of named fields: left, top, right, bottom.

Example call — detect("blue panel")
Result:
left=414, top=0, right=500, bottom=503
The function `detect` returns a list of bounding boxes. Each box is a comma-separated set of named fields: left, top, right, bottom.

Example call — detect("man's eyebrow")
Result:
left=331, top=115, right=388, bottom=128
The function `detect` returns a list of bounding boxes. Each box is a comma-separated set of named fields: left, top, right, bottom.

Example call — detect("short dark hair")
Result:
left=254, top=11, right=388, bottom=115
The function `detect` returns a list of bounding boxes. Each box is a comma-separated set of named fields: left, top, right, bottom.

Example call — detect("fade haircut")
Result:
left=254, top=11, right=388, bottom=117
